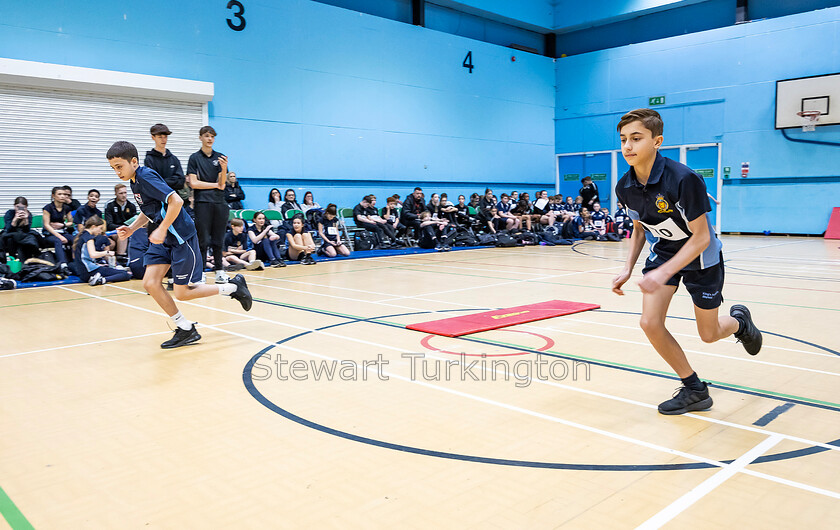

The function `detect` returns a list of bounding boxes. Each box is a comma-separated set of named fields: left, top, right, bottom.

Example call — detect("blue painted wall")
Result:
left=555, top=7, right=840, bottom=234
left=0, top=0, right=556, bottom=210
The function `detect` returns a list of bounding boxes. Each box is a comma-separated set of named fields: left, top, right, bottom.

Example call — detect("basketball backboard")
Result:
left=775, top=72, right=840, bottom=129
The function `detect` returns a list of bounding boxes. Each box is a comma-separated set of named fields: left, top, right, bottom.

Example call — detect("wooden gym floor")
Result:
left=1, top=235, right=838, bottom=528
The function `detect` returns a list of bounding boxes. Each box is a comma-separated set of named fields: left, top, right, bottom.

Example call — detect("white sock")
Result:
left=218, top=283, right=237, bottom=296
left=171, top=311, right=193, bottom=330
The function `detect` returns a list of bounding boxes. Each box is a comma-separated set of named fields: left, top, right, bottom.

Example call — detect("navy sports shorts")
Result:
left=144, top=234, right=203, bottom=285
left=643, top=258, right=725, bottom=310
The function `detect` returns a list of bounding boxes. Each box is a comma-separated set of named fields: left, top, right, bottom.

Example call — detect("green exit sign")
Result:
left=649, top=96, right=666, bottom=106
left=564, top=173, right=580, bottom=182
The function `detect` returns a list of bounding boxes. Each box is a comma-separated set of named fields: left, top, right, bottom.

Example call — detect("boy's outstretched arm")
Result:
left=612, top=220, right=646, bottom=295
left=637, top=215, right=711, bottom=294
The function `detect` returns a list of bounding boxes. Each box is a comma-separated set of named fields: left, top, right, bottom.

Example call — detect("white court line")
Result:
left=518, top=323, right=840, bottom=377
left=62, top=283, right=840, bottom=455
left=47, top=286, right=840, bottom=500
left=636, top=435, right=784, bottom=529
left=0, top=318, right=256, bottom=360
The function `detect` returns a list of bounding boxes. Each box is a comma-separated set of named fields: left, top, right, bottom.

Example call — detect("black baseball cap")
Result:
left=150, top=123, right=172, bottom=135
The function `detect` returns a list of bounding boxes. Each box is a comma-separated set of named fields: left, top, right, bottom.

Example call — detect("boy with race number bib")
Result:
left=611, top=109, right=762, bottom=415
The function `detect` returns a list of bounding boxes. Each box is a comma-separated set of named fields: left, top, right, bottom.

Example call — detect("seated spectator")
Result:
left=42, top=186, right=75, bottom=268
left=248, top=211, right=286, bottom=267
left=510, top=191, right=519, bottom=205
left=400, top=187, right=425, bottom=232
left=62, top=185, right=82, bottom=211
left=381, top=196, right=404, bottom=240
left=454, top=194, right=471, bottom=226
left=285, top=217, right=317, bottom=264
left=74, top=189, right=106, bottom=234
left=318, top=204, right=351, bottom=258
left=549, top=194, right=564, bottom=215
left=73, top=216, right=131, bottom=286
left=590, top=203, right=607, bottom=236
left=439, top=193, right=459, bottom=224
left=478, top=188, right=496, bottom=214
left=563, top=196, right=576, bottom=212
left=2, top=197, right=43, bottom=261
left=468, top=193, right=480, bottom=210
left=267, top=188, right=284, bottom=228
left=225, top=218, right=264, bottom=270
left=574, top=195, right=583, bottom=213
left=127, top=225, right=149, bottom=280
left=571, top=208, right=599, bottom=240
left=511, top=197, right=538, bottom=231
left=104, top=183, right=137, bottom=260
left=280, top=189, right=302, bottom=218
left=532, top=190, right=557, bottom=228
left=300, top=191, right=321, bottom=214
left=354, top=195, right=390, bottom=248
left=224, top=172, right=245, bottom=209
left=390, top=194, right=403, bottom=208
left=478, top=206, right=505, bottom=234
left=495, top=193, right=521, bottom=230
left=417, top=211, right=450, bottom=250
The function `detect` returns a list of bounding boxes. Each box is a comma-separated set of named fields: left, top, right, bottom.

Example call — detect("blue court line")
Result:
left=753, top=403, right=796, bottom=427
left=242, top=305, right=840, bottom=472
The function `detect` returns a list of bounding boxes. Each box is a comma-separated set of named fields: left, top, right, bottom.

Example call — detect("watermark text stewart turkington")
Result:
left=252, top=353, right=591, bottom=388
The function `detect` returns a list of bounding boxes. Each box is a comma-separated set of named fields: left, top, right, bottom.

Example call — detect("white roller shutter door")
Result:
left=0, top=84, right=205, bottom=211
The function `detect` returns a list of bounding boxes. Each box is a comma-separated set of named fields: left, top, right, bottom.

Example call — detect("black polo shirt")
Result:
left=353, top=204, right=369, bottom=222
left=615, top=152, right=722, bottom=270
left=104, top=199, right=137, bottom=227
left=187, top=149, right=226, bottom=203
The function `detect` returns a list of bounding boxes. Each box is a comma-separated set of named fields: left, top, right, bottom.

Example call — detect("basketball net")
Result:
left=796, top=110, right=821, bottom=132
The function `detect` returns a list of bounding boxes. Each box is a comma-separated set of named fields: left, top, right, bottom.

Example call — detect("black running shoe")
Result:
left=658, top=383, right=713, bottom=415
left=731, top=304, right=762, bottom=355
left=229, top=274, right=253, bottom=311
left=161, top=324, right=201, bottom=349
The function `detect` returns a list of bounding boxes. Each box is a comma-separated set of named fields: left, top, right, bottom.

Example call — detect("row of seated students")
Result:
left=1, top=183, right=634, bottom=284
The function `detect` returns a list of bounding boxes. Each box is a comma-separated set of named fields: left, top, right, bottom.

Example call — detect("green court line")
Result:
left=0, top=485, right=33, bottom=530
left=389, top=266, right=840, bottom=312
left=0, top=291, right=138, bottom=310
left=264, top=305, right=840, bottom=411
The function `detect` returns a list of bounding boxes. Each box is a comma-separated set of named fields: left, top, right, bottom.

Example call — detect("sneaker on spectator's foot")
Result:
left=229, top=274, right=253, bottom=311
left=246, top=259, right=264, bottom=271
left=442, top=245, right=451, bottom=252
left=59, top=262, right=70, bottom=277
left=161, top=324, right=201, bottom=349
left=658, top=384, right=713, bottom=415
left=225, top=263, right=245, bottom=272
left=215, top=270, right=230, bottom=284
left=0, top=278, right=16, bottom=290
left=89, top=272, right=106, bottom=286
left=270, top=259, right=286, bottom=268
left=303, top=253, right=317, bottom=265
left=731, top=305, right=762, bottom=355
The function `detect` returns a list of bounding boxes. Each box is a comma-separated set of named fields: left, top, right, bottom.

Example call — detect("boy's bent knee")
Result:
left=639, top=316, right=666, bottom=334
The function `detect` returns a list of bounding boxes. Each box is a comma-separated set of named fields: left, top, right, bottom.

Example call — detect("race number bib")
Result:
left=327, top=227, right=338, bottom=236
left=640, top=217, right=690, bottom=241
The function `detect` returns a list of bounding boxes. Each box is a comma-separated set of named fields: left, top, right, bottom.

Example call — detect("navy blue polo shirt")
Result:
left=187, top=149, right=226, bottom=203
left=225, top=230, right=248, bottom=250
left=73, top=204, right=103, bottom=226
left=615, top=152, right=721, bottom=270
left=130, top=166, right=197, bottom=246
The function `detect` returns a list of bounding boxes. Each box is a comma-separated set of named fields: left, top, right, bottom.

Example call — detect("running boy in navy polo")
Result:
left=611, top=108, right=762, bottom=415
left=107, top=141, right=252, bottom=349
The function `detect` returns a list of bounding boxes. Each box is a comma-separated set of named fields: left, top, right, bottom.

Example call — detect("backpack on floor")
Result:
left=448, top=227, right=478, bottom=247
left=477, top=233, right=498, bottom=246
left=495, top=232, right=520, bottom=248
left=354, top=231, right=375, bottom=251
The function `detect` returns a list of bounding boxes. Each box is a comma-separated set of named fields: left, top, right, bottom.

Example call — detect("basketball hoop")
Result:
left=796, top=110, right=821, bottom=132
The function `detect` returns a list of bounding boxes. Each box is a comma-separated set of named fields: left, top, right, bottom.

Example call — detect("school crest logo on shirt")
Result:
left=655, top=194, right=672, bottom=213
left=134, top=193, right=144, bottom=205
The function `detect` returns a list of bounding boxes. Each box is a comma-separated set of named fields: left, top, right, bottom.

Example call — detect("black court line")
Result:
left=242, top=304, right=840, bottom=472
left=753, top=403, right=796, bottom=427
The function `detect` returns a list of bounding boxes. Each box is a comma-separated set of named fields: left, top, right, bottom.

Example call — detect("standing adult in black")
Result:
left=144, top=123, right=186, bottom=199
left=187, top=126, right=229, bottom=283
left=579, top=176, right=600, bottom=212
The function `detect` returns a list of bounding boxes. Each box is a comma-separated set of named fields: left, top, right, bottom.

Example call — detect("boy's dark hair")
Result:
left=325, top=204, right=337, bottom=216
left=362, top=194, right=373, bottom=202
left=617, top=108, right=663, bottom=137
left=199, top=125, right=217, bottom=137
left=500, top=193, right=509, bottom=199
left=61, top=185, right=72, bottom=192
left=106, top=141, right=139, bottom=161
left=230, top=218, right=244, bottom=228
left=88, top=189, right=100, bottom=196
left=386, top=196, right=396, bottom=204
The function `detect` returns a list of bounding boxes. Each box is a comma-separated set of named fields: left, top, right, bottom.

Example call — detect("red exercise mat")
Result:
left=406, top=300, right=600, bottom=337
left=826, top=207, right=840, bottom=240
